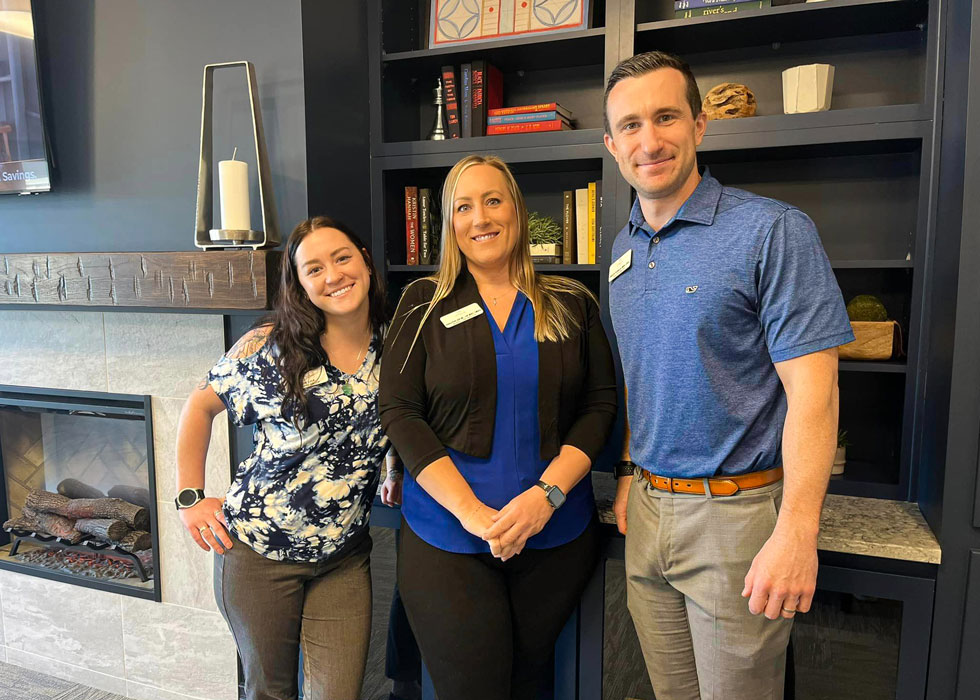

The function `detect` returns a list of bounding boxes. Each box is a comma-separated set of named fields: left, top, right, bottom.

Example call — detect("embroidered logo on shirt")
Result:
left=685, top=286, right=699, bottom=294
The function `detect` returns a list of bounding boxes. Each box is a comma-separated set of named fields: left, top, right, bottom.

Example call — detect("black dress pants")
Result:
left=398, top=517, right=600, bottom=700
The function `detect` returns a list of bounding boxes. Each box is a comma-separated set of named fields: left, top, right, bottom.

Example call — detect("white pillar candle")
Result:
left=218, top=158, right=251, bottom=231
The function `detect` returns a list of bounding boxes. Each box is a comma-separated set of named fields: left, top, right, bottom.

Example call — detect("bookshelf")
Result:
left=367, top=0, right=943, bottom=503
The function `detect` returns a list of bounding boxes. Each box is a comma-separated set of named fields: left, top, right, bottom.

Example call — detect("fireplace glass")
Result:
left=0, top=386, right=159, bottom=599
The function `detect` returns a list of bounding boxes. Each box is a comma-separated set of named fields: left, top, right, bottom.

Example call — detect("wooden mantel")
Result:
left=0, top=251, right=281, bottom=311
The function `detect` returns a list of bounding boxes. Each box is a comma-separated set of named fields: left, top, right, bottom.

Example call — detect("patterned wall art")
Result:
left=429, top=0, right=591, bottom=48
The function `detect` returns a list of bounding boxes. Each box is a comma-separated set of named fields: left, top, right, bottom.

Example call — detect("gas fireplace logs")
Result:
left=107, top=485, right=151, bottom=510
left=4, top=506, right=85, bottom=544
left=75, top=518, right=131, bottom=542
left=56, top=478, right=106, bottom=500
left=25, top=489, right=150, bottom=531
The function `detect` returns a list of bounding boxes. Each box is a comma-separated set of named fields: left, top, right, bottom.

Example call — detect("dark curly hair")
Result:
left=266, top=216, right=387, bottom=422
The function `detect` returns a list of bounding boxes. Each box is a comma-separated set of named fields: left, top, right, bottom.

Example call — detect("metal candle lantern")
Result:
left=194, top=61, right=280, bottom=250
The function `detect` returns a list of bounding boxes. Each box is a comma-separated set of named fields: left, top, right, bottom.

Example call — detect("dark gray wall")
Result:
left=0, top=0, right=307, bottom=252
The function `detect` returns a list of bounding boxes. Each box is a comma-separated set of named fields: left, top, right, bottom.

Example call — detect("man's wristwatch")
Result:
left=175, top=488, right=206, bottom=510
left=536, top=480, right=566, bottom=510
left=614, top=460, right=636, bottom=478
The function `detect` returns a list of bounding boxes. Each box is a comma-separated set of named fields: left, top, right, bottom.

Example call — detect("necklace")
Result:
left=324, top=331, right=371, bottom=397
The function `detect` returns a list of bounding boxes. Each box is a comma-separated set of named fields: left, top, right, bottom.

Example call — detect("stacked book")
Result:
left=403, top=186, right=441, bottom=265
left=487, top=103, right=575, bottom=136
left=674, top=0, right=771, bottom=17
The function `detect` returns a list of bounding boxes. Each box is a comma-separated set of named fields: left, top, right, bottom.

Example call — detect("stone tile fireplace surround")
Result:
left=0, top=310, right=238, bottom=700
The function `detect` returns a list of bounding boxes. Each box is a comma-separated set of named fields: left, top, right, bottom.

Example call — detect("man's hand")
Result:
left=483, top=487, right=555, bottom=560
left=742, top=522, right=818, bottom=620
left=613, top=475, right=632, bottom=535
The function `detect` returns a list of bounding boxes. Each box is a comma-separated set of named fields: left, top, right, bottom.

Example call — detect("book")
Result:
left=674, top=0, right=743, bottom=8
left=676, top=0, right=770, bottom=17
left=460, top=63, right=472, bottom=137
left=488, top=110, right=567, bottom=125
left=486, top=119, right=573, bottom=135
left=419, top=188, right=432, bottom=265
left=489, top=103, right=574, bottom=120
left=596, top=180, right=603, bottom=265
left=404, top=186, right=418, bottom=265
left=574, top=188, right=589, bottom=265
left=470, top=60, right=501, bottom=136
left=440, top=65, right=461, bottom=139
left=587, top=181, right=597, bottom=265
left=562, top=190, right=575, bottom=265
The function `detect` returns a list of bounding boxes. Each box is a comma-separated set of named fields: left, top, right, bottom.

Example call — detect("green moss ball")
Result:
left=846, top=294, right=889, bottom=322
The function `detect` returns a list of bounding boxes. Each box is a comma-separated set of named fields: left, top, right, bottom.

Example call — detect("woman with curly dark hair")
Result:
left=174, top=216, right=394, bottom=700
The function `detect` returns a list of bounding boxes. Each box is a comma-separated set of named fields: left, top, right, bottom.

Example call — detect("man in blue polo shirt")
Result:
left=603, top=51, right=854, bottom=699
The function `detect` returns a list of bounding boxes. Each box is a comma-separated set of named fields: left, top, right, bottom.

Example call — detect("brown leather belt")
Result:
left=638, top=466, right=783, bottom=497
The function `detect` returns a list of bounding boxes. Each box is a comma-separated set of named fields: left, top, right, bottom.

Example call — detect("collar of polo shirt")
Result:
left=628, top=167, right=724, bottom=237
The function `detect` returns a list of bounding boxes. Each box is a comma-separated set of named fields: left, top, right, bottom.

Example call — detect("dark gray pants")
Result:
left=214, top=535, right=373, bottom=700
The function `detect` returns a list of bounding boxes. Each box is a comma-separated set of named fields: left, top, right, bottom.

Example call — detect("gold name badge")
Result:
left=609, top=249, right=633, bottom=282
left=440, top=303, right=484, bottom=328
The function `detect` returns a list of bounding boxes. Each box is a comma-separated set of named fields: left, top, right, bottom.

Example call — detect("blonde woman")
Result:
left=379, top=155, right=617, bottom=700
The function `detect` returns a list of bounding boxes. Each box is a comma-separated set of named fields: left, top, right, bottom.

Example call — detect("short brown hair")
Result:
left=604, top=51, right=702, bottom=133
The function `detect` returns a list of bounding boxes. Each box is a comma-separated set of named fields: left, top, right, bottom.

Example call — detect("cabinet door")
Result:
left=956, top=551, right=980, bottom=698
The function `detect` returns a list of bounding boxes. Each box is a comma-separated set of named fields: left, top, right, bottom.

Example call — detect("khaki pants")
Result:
left=625, top=476, right=792, bottom=700
left=214, top=534, right=373, bottom=700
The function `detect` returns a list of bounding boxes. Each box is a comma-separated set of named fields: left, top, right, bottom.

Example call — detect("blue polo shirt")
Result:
left=608, top=170, right=854, bottom=479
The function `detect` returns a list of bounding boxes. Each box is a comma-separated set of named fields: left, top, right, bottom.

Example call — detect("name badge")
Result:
left=609, top=249, right=632, bottom=283
left=440, top=303, right=484, bottom=328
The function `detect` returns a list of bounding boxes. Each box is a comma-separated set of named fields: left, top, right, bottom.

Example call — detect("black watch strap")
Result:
left=614, top=461, right=636, bottom=478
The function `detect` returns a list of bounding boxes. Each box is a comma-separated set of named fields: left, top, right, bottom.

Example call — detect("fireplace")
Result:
left=0, top=384, right=160, bottom=600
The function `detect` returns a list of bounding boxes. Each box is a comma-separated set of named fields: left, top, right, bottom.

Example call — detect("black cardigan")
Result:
left=379, top=271, right=618, bottom=478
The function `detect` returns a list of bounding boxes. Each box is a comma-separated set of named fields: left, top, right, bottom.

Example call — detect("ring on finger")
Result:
left=781, top=606, right=797, bottom=615
left=213, top=510, right=222, bottom=519
left=198, top=525, right=209, bottom=533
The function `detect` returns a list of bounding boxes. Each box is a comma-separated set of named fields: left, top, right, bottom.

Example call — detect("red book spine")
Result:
left=405, top=186, right=418, bottom=265
left=486, top=119, right=569, bottom=135
left=440, top=66, right=461, bottom=139
left=471, top=59, right=485, bottom=137
left=486, top=63, right=503, bottom=113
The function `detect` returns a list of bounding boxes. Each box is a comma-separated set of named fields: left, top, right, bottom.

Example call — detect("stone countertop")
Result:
left=592, top=473, right=941, bottom=565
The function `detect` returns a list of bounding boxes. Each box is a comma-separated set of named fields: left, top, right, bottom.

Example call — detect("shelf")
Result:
left=382, top=27, right=606, bottom=72
left=839, top=361, right=908, bottom=374
left=387, top=264, right=601, bottom=273
left=831, top=259, right=914, bottom=269
left=376, top=128, right=605, bottom=160
left=827, top=459, right=903, bottom=500
left=635, top=0, right=926, bottom=54
left=700, top=114, right=930, bottom=155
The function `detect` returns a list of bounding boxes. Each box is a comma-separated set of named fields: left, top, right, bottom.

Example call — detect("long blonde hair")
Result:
left=396, top=154, right=595, bottom=371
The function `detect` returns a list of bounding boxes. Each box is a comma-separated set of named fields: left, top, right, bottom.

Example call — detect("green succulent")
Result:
left=837, top=429, right=850, bottom=448
left=527, top=212, right=562, bottom=245
left=846, top=294, right=888, bottom=322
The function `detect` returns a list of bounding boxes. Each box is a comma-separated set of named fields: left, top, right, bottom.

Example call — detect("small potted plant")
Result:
left=528, top=211, right=562, bottom=263
left=833, top=429, right=849, bottom=475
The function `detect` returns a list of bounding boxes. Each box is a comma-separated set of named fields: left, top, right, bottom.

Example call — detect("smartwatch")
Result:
left=614, top=460, right=636, bottom=478
left=174, top=488, right=206, bottom=510
left=536, top=480, right=566, bottom=510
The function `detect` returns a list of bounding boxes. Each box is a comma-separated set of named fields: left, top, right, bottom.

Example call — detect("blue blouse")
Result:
left=401, top=294, right=594, bottom=554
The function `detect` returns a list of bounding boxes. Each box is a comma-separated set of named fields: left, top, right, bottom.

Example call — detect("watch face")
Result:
left=547, top=488, right=566, bottom=509
left=176, top=489, right=199, bottom=507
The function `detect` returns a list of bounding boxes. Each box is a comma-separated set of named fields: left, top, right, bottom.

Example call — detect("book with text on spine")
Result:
left=488, top=110, right=567, bottom=125
left=587, top=181, right=597, bottom=265
left=676, top=0, right=770, bottom=17
left=575, top=188, right=589, bottom=265
left=489, top=103, right=573, bottom=120
left=440, top=66, right=461, bottom=139
left=675, top=0, right=743, bottom=9
left=419, top=188, right=432, bottom=265
left=486, top=119, right=573, bottom=135
left=562, top=190, right=575, bottom=265
left=404, top=186, right=418, bottom=265
left=460, top=64, right=472, bottom=137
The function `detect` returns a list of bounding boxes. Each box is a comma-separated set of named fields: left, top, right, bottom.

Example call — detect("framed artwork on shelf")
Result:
left=429, top=0, right=591, bottom=49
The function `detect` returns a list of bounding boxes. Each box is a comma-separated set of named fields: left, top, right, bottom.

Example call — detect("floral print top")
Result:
left=207, top=329, right=387, bottom=562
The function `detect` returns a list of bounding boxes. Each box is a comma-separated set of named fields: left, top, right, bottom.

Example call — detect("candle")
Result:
left=218, top=157, right=250, bottom=231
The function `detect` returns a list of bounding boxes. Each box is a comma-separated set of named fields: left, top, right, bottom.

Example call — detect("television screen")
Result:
left=0, top=0, right=49, bottom=194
